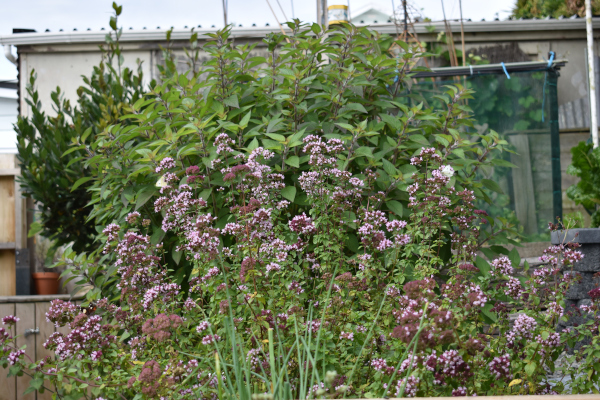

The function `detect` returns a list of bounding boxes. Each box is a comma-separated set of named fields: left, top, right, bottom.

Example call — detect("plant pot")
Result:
left=32, top=272, right=60, bottom=295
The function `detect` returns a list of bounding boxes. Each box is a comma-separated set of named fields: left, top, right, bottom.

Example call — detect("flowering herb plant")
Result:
left=2, top=133, right=599, bottom=398
left=64, top=19, right=520, bottom=300
left=4, top=8, right=596, bottom=400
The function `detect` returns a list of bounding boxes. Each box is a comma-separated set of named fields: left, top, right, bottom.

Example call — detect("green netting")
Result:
left=405, top=67, right=561, bottom=242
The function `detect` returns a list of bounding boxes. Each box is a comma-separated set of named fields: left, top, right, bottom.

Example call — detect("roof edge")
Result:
left=2, top=18, right=600, bottom=46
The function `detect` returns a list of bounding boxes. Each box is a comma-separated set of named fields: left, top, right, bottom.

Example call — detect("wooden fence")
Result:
left=0, top=154, right=27, bottom=296
left=0, top=295, right=81, bottom=400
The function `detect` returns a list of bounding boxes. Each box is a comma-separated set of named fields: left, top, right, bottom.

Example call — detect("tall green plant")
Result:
left=15, top=2, right=146, bottom=253
left=66, top=22, right=516, bottom=298
left=566, top=140, right=600, bottom=227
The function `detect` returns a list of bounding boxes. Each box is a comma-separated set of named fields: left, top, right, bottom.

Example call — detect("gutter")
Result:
left=1, top=18, right=600, bottom=47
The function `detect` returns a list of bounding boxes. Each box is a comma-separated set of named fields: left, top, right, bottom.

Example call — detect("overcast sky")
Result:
left=0, top=0, right=515, bottom=80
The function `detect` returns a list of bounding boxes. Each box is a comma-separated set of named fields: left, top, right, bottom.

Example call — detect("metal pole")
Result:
left=317, top=0, right=322, bottom=27
left=586, top=0, right=598, bottom=147
left=291, top=0, right=295, bottom=19
left=347, top=0, right=351, bottom=21
left=459, top=0, right=466, bottom=66
left=403, top=0, right=408, bottom=40
left=548, top=69, right=563, bottom=223
left=222, top=0, right=228, bottom=27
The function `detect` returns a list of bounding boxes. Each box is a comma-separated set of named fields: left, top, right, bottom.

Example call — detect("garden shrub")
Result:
left=0, top=137, right=597, bottom=398
left=6, top=10, right=594, bottom=399
left=70, top=21, right=518, bottom=299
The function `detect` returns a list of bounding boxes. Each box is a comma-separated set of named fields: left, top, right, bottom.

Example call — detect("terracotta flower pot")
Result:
left=32, top=272, right=60, bottom=295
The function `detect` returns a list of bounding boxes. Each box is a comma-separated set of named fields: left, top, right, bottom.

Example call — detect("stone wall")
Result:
left=551, top=229, right=600, bottom=334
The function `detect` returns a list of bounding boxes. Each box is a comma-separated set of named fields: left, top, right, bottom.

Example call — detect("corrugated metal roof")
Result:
left=2, top=17, right=600, bottom=46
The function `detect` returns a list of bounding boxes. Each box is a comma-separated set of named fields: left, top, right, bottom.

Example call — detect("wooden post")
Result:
left=0, top=154, right=27, bottom=296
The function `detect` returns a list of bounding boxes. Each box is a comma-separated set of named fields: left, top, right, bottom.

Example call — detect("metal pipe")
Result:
left=3, top=45, right=16, bottom=66
left=587, top=0, right=598, bottom=148
left=413, top=59, right=567, bottom=78
left=317, top=0, right=322, bottom=28
left=222, top=0, right=228, bottom=27
left=459, top=0, right=466, bottom=66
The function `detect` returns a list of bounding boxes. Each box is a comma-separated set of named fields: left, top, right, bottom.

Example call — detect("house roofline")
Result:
left=2, top=18, right=600, bottom=47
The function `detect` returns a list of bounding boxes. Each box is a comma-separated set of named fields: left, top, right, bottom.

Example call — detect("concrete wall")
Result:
left=19, top=48, right=154, bottom=118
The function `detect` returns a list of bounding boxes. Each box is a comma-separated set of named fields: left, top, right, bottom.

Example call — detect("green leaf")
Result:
left=28, top=221, right=43, bottom=238
left=285, top=156, right=300, bottom=168
left=379, top=114, right=402, bottom=131
left=135, top=188, right=157, bottom=210
left=281, top=186, right=296, bottom=202
left=265, top=133, right=286, bottom=142
left=120, top=331, right=131, bottom=342
left=525, top=361, right=537, bottom=376
left=353, top=147, right=373, bottom=158
left=382, top=159, right=397, bottom=176
left=239, top=111, right=251, bottom=128
left=508, top=248, right=521, bottom=271
left=481, top=302, right=498, bottom=323
left=335, top=123, right=354, bottom=131
left=71, top=176, right=93, bottom=192
left=408, top=134, right=429, bottom=145
left=150, top=228, right=166, bottom=245
left=182, top=98, right=195, bottom=108
left=481, top=179, right=504, bottom=194
left=62, top=144, right=86, bottom=157
left=386, top=200, right=403, bottom=216
left=172, top=248, right=182, bottom=265
left=223, top=94, right=239, bottom=109
left=23, top=386, right=37, bottom=395
left=247, top=138, right=259, bottom=151
left=346, top=234, right=359, bottom=253
left=8, top=365, right=20, bottom=377
left=342, top=103, right=367, bottom=114
left=491, top=158, right=517, bottom=168
left=30, top=378, right=44, bottom=390
left=199, top=188, right=212, bottom=201
left=475, top=256, right=491, bottom=277
left=81, top=127, right=94, bottom=142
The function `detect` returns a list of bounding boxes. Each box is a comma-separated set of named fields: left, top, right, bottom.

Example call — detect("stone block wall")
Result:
left=551, top=229, right=600, bottom=334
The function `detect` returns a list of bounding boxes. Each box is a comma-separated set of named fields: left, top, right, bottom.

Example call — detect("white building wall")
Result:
left=0, top=90, right=18, bottom=153
left=19, top=50, right=153, bottom=118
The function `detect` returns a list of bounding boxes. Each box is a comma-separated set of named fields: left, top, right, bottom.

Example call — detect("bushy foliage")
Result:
left=566, top=141, right=600, bottom=227
left=66, top=21, right=519, bottom=299
left=0, top=142, right=598, bottom=398
left=13, top=8, right=595, bottom=399
left=15, top=3, right=146, bottom=253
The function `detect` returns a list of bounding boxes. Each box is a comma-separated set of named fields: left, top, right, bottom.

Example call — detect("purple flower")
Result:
left=196, top=321, right=211, bottom=333
left=155, top=157, right=176, bottom=173
left=201, top=335, right=221, bottom=345
left=491, top=256, right=513, bottom=276
left=2, top=315, right=19, bottom=326
left=8, top=349, right=25, bottom=365
left=488, top=354, right=511, bottom=380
